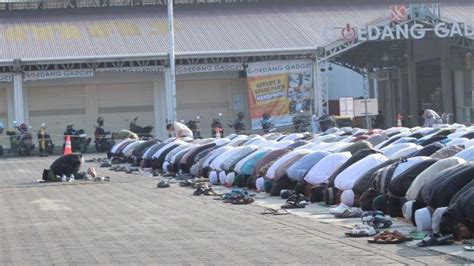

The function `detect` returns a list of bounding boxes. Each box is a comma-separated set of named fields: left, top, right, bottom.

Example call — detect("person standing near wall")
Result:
left=420, top=109, right=441, bottom=127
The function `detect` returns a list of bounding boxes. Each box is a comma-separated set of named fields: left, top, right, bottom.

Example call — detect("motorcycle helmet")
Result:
left=262, top=113, right=271, bottom=120
left=237, top=112, right=245, bottom=119
left=41, top=123, right=46, bottom=128
left=97, top=117, right=104, bottom=126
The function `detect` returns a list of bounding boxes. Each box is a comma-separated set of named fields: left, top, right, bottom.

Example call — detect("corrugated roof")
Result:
left=0, top=0, right=473, bottom=61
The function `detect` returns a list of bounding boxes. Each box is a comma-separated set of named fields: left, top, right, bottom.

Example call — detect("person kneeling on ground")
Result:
left=42, top=154, right=84, bottom=182
left=439, top=187, right=474, bottom=240
left=166, top=121, right=193, bottom=139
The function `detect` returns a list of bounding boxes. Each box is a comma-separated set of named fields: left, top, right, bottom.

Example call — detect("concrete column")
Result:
left=153, top=79, right=168, bottom=140
left=13, top=73, right=25, bottom=124
left=164, top=68, right=177, bottom=122
left=441, top=41, right=454, bottom=115
left=312, top=60, right=321, bottom=116
left=164, top=68, right=175, bottom=122
left=407, top=40, right=419, bottom=127
left=7, top=86, right=14, bottom=128
left=453, top=71, right=465, bottom=122
left=23, top=86, right=29, bottom=124
left=384, top=72, right=394, bottom=127
left=84, top=84, right=99, bottom=137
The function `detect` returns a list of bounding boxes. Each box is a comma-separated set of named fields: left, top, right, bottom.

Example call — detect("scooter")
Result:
left=17, top=123, right=35, bottom=156
left=64, top=124, right=91, bottom=153
left=129, top=117, right=153, bottom=139
left=37, top=123, right=54, bottom=156
left=94, top=117, right=115, bottom=153
left=186, top=116, right=202, bottom=139
left=211, top=113, right=224, bottom=138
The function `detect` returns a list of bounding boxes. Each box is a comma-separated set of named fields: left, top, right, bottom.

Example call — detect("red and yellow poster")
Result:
left=246, top=60, right=313, bottom=129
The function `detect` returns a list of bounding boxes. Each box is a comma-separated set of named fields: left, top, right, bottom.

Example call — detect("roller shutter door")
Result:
left=28, top=85, right=87, bottom=145
left=97, top=82, right=154, bottom=134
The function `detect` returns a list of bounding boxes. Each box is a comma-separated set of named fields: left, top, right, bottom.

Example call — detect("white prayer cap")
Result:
left=219, top=171, right=227, bottom=185
left=432, top=207, right=448, bottom=234
left=209, top=171, right=219, bottom=185
left=225, top=172, right=235, bottom=187
left=340, top=190, right=355, bottom=207
left=402, top=200, right=414, bottom=221
left=256, top=177, right=265, bottom=192
left=415, top=207, right=432, bottom=231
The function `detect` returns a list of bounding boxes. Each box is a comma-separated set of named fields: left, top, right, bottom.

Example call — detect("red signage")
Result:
left=390, top=5, right=408, bottom=22
left=341, top=24, right=357, bottom=41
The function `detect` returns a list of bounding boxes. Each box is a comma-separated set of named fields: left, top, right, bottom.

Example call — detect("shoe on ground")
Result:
left=157, top=180, right=170, bottom=188
left=329, top=203, right=350, bottom=215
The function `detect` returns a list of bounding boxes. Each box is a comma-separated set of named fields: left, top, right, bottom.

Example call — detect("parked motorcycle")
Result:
left=37, top=123, right=54, bottom=156
left=129, top=117, right=153, bottom=139
left=17, top=123, right=35, bottom=156
left=94, top=117, right=115, bottom=152
left=260, top=113, right=275, bottom=133
left=64, top=124, right=91, bottom=153
left=186, top=116, right=202, bottom=139
left=211, top=113, right=224, bottom=138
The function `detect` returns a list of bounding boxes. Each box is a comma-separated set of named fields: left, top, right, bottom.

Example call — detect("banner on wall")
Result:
left=176, top=63, right=243, bottom=75
left=24, top=69, right=94, bottom=81
left=0, top=73, right=12, bottom=82
left=246, top=60, right=313, bottom=129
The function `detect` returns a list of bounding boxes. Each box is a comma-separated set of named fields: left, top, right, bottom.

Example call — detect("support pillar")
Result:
left=13, top=73, right=25, bottom=125
left=441, top=41, right=454, bottom=116
left=153, top=79, right=168, bottom=140
left=407, top=40, right=419, bottom=127
left=453, top=71, right=465, bottom=122
left=164, top=68, right=177, bottom=123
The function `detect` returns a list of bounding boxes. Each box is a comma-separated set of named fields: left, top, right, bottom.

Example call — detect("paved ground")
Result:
left=0, top=155, right=472, bottom=265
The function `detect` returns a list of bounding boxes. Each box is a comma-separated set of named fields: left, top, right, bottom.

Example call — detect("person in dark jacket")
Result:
left=439, top=186, right=474, bottom=240
left=42, top=154, right=83, bottom=182
left=405, top=163, right=474, bottom=230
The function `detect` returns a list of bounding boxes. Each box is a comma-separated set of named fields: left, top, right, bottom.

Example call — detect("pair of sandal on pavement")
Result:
left=261, top=208, right=290, bottom=215
left=345, top=211, right=393, bottom=237
left=329, top=203, right=364, bottom=219
left=281, top=194, right=309, bottom=209
left=215, top=189, right=255, bottom=205
left=416, top=233, right=454, bottom=247
left=368, top=230, right=413, bottom=244
left=193, top=183, right=218, bottom=196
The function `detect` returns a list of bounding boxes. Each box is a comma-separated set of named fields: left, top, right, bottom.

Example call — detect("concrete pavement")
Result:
left=0, top=155, right=472, bottom=265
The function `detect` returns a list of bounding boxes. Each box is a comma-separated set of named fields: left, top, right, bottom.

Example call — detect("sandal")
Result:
left=368, top=230, right=413, bottom=244
left=281, top=194, right=309, bottom=209
left=231, top=196, right=254, bottom=205
left=157, top=180, right=170, bottom=188
left=417, top=234, right=454, bottom=247
left=361, top=211, right=392, bottom=229
left=261, top=208, right=290, bottom=215
left=463, top=240, right=474, bottom=251
left=345, top=224, right=377, bottom=237
left=335, top=208, right=363, bottom=219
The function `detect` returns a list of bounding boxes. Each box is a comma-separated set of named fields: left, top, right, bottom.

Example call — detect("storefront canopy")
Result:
left=0, top=0, right=473, bottom=62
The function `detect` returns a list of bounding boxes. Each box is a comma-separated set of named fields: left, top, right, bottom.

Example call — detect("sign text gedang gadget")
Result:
left=356, top=22, right=474, bottom=41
